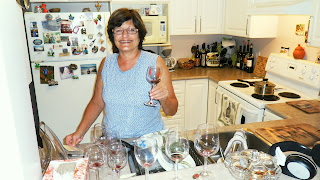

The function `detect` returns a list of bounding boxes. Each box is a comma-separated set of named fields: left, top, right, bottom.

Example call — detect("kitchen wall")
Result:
left=169, top=15, right=320, bottom=63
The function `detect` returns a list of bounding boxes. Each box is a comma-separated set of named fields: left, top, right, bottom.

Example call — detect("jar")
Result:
left=293, top=44, right=305, bottom=59
left=280, top=47, right=285, bottom=54
left=285, top=47, right=290, bottom=56
left=34, top=6, right=43, bottom=13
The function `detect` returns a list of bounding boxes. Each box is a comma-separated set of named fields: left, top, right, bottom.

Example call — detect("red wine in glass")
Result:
left=144, top=66, right=162, bottom=107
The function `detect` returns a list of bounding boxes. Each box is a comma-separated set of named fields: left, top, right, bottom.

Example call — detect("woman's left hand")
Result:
left=149, top=83, right=168, bottom=103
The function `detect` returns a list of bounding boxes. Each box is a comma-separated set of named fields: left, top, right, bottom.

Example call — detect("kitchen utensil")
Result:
left=293, top=44, right=305, bottom=59
left=149, top=4, right=162, bottom=16
left=164, top=57, right=177, bottom=70
left=254, top=78, right=276, bottom=96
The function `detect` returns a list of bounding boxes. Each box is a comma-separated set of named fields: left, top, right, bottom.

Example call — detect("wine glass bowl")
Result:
left=107, top=143, right=127, bottom=179
left=84, top=144, right=106, bottom=180
left=134, top=137, right=159, bottom=180
left=165, top=127, right=189, bottom=180
left=194, top=123, right=220, bottom=179
left=144, top=66, right=162, bottom=107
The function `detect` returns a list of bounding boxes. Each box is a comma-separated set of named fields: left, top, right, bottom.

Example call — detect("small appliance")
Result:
left=142, top=16, right=167, bottom=44
left=149, top=4, right=162, bottom=16
left=161, top=47, right=177, bottom=72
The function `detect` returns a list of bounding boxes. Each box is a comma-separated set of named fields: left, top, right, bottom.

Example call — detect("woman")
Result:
left=65, top=8, right=178, bottom=146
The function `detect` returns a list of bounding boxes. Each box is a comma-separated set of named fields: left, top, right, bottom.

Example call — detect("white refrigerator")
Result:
left=24, top=12, right=111, bottom=143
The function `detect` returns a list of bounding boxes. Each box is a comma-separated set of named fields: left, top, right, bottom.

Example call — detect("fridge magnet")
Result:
left=47, top=48, right=55, bottom=57
left=81, top=28, right=86, bottom=35
left=72, top=46, right=82, bottom=55
left=96, top=24, right=102, bottom=30
left=55, top=16, right=62, bottom=23
left=100, top=46, right=106, bottom=52
left=97, top=14, right=102, bottom=21
left=30, top=21, right=38, bottom=29
left=69, top=64, right=78, bottom=70
left=88, top=34, right=94, bottom=39
left=72, top=75, right=79, bottom=79
left=45, top=14, right=53, bottom=21
left=33, top=39, right=43, bottom=45
left=80, top=64, right=97, bottom=75
left=34, top=45, right=44, bottom=52
left=73, top=26, right=79, bottom=34
left=42, top=20, right=60, bottom=31
left=35, top=63, right=40, bottom=70
left=79, top=21, right=85, bottom=27
left=61, top=20, right=72, bottom=33
left=81, top=44, right=88, bottom=55
left=71, top=37, right=79, bottom=46
left=67, top=40, right=71, bottom=46
left=69, top=14, right=74, bottom=21
left=83, top=47, right=88, bottom=54
left=92, top=46, right=98, bottom=53
left=48, top=79, right=58, bottom=86
left=60, top=36, right=69, bottom=42
left=59, top=48, right=70, bottom=57
left=54, top=44, right=63, bottom=50
left=59, top=66, right=74, bottom=80
left=305, top=31, right=308, bottom=43
left=89, top=39, right=96, bottom=46
left=97, top=31, right=103, bottom=37
left=43, top=32, right=61, bottom=44
left=98, top=38, right=104, bottom=45
left=93, top=18, right=98, bottom=25
left=40, top=66, right=54, bottom=84
left=295, top=24, right=305, bottom=36
left=31, top=29, right=39, bottom=37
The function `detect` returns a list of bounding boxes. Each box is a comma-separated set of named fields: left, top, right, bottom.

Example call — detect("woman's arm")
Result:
left=150, top=56, right=178, bottom=116
left=65, top=57, right=106, bottom=146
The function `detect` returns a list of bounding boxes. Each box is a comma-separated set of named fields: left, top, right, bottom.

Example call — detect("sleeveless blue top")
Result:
left=101, top=50, right=164, bottom=138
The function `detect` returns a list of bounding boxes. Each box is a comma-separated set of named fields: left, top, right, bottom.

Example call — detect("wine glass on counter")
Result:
left=194, top=123, right=220, bottom=180
left=93, top=123, right=107, bottom=146
left=165, top=127, right=189, bottom=180
left=144, top=65, right=162, bottom=107
left=134, top=137, right=159, bottom=180
left=84, top=144, right=106, bottom=180
left=107, top=143, right=127, bottom=179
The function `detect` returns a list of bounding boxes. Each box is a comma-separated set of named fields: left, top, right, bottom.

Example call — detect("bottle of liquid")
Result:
left=241, top=41, right=247, bottom=71
left=246, top=44, right=254, bottom=73
left=243, top=40, right=250, bottom=71
left=195, top=45, right=201, bottom=67
left=236, top=46, right=242, bottom=69
left=200, top=43, right=207, bottom=68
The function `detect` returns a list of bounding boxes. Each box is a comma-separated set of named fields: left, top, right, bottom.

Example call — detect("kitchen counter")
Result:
left=170, top=66, right=256, bottom=82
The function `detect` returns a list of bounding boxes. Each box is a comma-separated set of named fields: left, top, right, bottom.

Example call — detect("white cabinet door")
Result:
left=263, top=110, right=283, bottom=122
left=307, top=0, right=320, bottom=47
left=185, top=79, right=208, bottom=130
left=170, top=0, right=223, bottom=35
left=224, top=0, right=278, bottom=38
left=207, top=80, right=218, bottom=125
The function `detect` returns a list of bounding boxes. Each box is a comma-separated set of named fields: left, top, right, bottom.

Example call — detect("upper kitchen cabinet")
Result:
left=224, top=0, right=279, bottom=38
left=307, top=0, right=320, bottom=47
left=170, top=0, right=223, bottom=35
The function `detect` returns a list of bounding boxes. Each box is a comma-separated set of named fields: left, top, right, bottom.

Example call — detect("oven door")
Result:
left=216, top=86, right=264, bottom=126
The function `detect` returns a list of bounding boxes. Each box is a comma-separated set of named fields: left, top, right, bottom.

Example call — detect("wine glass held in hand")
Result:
left=134, top=137, right=159, bottom=180
left=107, top=143, right=127, bottom=179
left=194, top=123, right=220, bottom=180
left=84, top=144, right=106, bottom=180
left=165, top=127, right=189, bottom=180
left=144, top=65, right=162, bottom=107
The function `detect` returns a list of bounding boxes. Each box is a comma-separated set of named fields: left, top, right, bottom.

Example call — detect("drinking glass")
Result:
left=144, top=65, right=162, bottom=107
left=84, top=144, right=106, bottom=180
left=107, top=143, right=127, bottom=179
left=165, top=127, right=189, bottom=180
left=134, top=137, right=159, bottom=180
left=194, top=123, right=220, bottom=179
left=93, top=123, right=106, bottom=145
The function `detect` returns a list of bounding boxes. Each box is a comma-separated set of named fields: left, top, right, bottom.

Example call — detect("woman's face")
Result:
left=113, top=20, right=140, bottom=53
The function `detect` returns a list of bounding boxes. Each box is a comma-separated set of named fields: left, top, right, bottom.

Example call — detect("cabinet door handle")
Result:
left=200, top=16, right=202, bottom=33
left=306, top=16, right=312, bottom=44
left=195, top=16, right=197, bottom=33
left=246, top=18, right=248, bottom=35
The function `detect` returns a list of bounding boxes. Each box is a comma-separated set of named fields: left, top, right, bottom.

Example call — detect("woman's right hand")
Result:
left=65, top=132, right=83, bottom=146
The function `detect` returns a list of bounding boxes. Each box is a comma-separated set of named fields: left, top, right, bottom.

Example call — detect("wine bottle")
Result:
left=200, top=43, right=207, bottom=68
left=246, top=43, right=254, bottom=73
left=195, top=45, right=201, bottom=67
left=236, top=46, right=242, bottom=69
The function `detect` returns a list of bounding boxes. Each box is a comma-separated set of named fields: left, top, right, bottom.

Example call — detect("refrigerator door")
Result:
left=31, top=60, right=104, bottom=143
left=24, top=12, right=111, bottom=62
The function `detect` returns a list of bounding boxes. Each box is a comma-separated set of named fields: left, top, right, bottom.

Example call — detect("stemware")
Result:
left=194, top=123, right=220, bottom=179
left=107, top=143, right=127, bottom=179
left=93, top=123, right=107, bottom=146
left=134, top=137, right=159, bottom=180
left=144, top=65, right=162, bottom=107
left=165, top=127, right=189, bottom=180
left=84, top=144, right=106, bottom=180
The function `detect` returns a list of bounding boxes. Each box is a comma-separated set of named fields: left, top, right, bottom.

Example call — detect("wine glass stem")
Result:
left=149, top=84, right=154, bottom=102
left=203, top=157, right=208, bottom=176
left=174, top=161, right=178, bottom=180
left=145, top=167, right=149, bottom=180
left=95, top=169, right=100, bottom=180
left=117, top=170, right=120, bottom=179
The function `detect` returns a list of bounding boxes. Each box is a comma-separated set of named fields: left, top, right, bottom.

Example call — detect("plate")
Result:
left=142, top=130, right=196, bottom=171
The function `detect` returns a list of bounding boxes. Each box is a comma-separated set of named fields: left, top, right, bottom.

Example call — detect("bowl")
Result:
left=49, top=8, right=60, bottom=12
left=178, top=58, right=194, bottom=69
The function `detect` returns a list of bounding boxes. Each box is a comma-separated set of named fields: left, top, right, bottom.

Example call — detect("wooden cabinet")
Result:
left=185, top=79, right=208, bottom=130
left=224, top=0, right=278, bottom=38
left=263, top=109, right=283, bottom=122
left=170, top=0, right=223, bottom=35
left=307, top=0, right=320, bottom=47
left=207, top=80, right=218, bottom=126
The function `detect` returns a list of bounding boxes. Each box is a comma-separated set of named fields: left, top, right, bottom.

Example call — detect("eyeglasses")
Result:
left=113, top=27, right=138, bottom=35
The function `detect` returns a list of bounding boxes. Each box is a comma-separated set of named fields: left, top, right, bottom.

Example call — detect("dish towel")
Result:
left=217, top=93, right=241, bottom=126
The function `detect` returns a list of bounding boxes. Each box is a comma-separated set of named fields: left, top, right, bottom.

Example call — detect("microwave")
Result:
left=142, top=16, right=167, bottom=44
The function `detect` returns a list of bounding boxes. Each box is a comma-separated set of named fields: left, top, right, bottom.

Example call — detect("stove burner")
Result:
left=230, top=83, right=249, bottom=88
left=252, top=94, right=280, bottom=101
left=278, top=92, right=301, bottom=99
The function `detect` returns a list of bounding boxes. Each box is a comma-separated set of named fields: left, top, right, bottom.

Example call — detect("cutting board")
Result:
left=253, top=56, right=268, bottom=78
left=286, top=100, right=320, bottom=113
left=255, top=124, right=320, bottom=147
